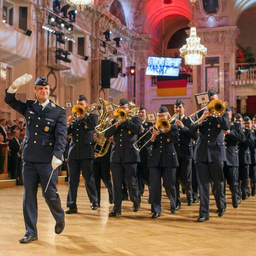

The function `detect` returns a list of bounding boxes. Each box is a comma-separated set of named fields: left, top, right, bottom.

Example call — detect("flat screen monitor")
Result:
left=145, top=56, right=182, bottom=76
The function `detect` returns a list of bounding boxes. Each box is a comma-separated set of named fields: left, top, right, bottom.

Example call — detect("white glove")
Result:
left=51, top=155, right=62, bottom=170
left=12, top=73, right=33, bottom=89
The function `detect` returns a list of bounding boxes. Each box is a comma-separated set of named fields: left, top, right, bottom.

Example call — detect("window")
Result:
left=68, top=41, right=73, bottom=53
left=77, top=37, right=84, bottom=56
left=19, top=7, right=28, bottom=31
left=3, top=0, right=14, bottom=26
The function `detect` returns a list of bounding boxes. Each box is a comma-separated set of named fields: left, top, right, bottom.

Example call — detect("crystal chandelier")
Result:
left=67, top=0, right=93, bottom=11
left=179, top=0, right=207, bottom=65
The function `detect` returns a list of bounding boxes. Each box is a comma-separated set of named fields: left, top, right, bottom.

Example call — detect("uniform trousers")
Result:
left=93, top=160, right=113, bottom=205
left=239, top=165, right=250, bottom=196
left=23, top=161, right=64, bottom=237
left=67, top=159, right=98, bottom=209
left=249, top=165, right=256, bottom=188
left=137, top=161, right=151, bottom=197
left=150, top=166, right=176, bottom=213
left=223, top=164, right=240, bottom=201
left=111, top=162, right=140, bottom=213
left=195, top=161, right=225, bottom=218
left=192, top=160, right=199, bottom=201
left=176, top=158, right=192, bottom=205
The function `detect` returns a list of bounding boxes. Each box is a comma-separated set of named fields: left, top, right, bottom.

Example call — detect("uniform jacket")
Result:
left=225, top=122, right=246, bottom=167
left=4, top=90, right=67, bottom=163
left=138, top=120, right=153, bottom=163
left=189, top=111, right=230, bottom=162
left=148, top=125, right=179, bottom=168
left=250, top=129, right=256, bottom=165
left=104, top=116, right=142, bottom=163
left=68, top=114, right=98, bottom=160
left=238, top=128, right=255, bottom=165
left=173, top=116, right=197, bottom=159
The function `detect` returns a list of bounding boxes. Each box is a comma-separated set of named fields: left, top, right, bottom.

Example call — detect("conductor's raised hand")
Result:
left=12, top=74, right=33, bottom=90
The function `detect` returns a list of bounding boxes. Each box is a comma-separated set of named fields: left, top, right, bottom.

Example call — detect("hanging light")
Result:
left=66, top=0, right=93, bottom=11
left=179, top=0, right=207, bottom=65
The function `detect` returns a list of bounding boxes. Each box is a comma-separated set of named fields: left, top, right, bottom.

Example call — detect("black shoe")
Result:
left=65, top=208, right=77, bottom=214
left=132, top=202, right=140, bottom=212
left=152, top=212, right=161, bottom=218
left=217, top=208, right=226, bottom=217
left=252, top=187, right=256, bottom=197
left=109, top=194, right=114, bottom=204
left=187, top=199, right=193, bottom=206
left=55, top=219, right=65, bottom=234
left=232, top=197, right=238, bottom=208
left=197, top=216, right=209, bottom=222
left=193, top=198, right=198, bottom=203
left=171, top=207, right=176, bottom=214
left=109, top=210, right=121, bottom=217
left=176, top=204, right=181, bottom=210
left=19, top=235, right=38, bottom=243
left=182, top=189, right=186, bottom=195
left=237, top=199, right=241, bottom=205
left=242, top=193, right=249, bottom=200
left=91, top=202, right=98, bottom=210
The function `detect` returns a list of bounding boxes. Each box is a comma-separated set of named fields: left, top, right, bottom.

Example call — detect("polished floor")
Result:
left=0, top=182, right=256, bottom=256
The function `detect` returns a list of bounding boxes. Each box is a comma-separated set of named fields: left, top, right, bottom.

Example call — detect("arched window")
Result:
left=167, top=27, right=189, bottom=49
left=109, top=0, right=126, bottom=26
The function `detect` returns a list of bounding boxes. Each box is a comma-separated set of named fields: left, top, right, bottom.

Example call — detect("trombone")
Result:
left=133, top=113, right=179, bottom=152
left=188, top=99, right=228, bottom=124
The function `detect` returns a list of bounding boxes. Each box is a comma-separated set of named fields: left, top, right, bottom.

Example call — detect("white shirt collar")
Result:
left=37, top=99, right=50, bottom=110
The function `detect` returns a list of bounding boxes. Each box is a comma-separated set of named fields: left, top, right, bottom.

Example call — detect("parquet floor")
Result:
left=0, top=182, right=256, bottom=256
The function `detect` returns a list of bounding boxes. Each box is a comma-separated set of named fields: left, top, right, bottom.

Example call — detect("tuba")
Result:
left=94, top=99, right=118, bottom=158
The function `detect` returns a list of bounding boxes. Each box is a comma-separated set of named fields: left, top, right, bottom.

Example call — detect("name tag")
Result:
left=45, top=118, right=54, bottom=122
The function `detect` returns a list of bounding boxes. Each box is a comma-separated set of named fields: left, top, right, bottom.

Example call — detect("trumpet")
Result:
left=188, top=99, right=227, bottom=124
left=71, top=103, right=98, bottom=120
left=133, top=113, right=177, bottom=152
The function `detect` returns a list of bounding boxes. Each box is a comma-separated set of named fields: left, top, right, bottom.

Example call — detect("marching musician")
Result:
left=173, top=99, right=197, bottom=209
left=66, top=95, right=99, bottom=214
left=250, top=115, right=256, bottom=196
left=235, top=114, right=255, bottom=200
left=5, top=75, right=66, bottom=243
left=190, top=89, right=229, bottom=222
left=105, top=98, right=141, bottom=217
left=137, top=105, right=153, bottom=201
left=223, top=108, right=246, bottom=208
left=148, top=106, right=179, bottom=218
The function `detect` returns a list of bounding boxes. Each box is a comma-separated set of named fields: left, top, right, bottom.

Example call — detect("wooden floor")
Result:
left=0, top=182, right=256, bottom=256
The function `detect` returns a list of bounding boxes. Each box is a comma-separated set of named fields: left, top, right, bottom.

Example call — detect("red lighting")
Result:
left=130, top=66, right=135, bottom=75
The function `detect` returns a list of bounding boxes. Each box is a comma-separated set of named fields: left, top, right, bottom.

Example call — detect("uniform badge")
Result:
left=51, top=103, right=56, bottom=107
left=217, top=124, right=221, bottom=128
left=84, top=124, right=88, bottom=129
left=44, top=126, right=49, bottom=132
left=128, top=130, right=132, bottom=134
left=167, top=138, right=170, bottom=142
left=145, top=122, right=148, bottom=126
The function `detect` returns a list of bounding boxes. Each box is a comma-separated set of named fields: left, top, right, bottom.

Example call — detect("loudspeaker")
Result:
left=110, top=61, right=118, bottom=78
left=101, top=60, right=111, bottom=88
left=25, top=29, right=32, bottom=36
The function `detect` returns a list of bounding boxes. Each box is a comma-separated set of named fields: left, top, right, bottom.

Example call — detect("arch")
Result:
left=167, top=27, right=190, bottom=49
left=109, top=0, right=127, bottom=26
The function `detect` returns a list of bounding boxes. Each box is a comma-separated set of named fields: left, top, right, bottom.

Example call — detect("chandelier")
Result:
left=179, top=0, right=207, bottom=65
left=67, top=0, right=93, bottom=11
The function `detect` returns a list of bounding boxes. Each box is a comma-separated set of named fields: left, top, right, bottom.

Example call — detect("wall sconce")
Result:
left=61, top=4, right=70, bottom=18
left=103, top=30, right=112, bottom=41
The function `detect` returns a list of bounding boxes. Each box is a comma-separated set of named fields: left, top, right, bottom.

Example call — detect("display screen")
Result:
left=145, top=56, right=182, bottom=76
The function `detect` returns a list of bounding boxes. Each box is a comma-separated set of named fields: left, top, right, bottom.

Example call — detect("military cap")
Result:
left=234, top=113, right=242, bottom=119
left=139, top=105, right=146, bottom=110
left=158, top=106, right=169, bottom=113
left=226, top=106, right=231, bottom=112
left=174, top=99, right=184, bottom=106
left=34, top=77, right=48, bottom=86
left=208, top=89, right=217, bottom=96
left=119, top=98, right=129, bottom=106
left=244, top=116, right=251, bottom=122
left=77, top=95, right=87, bottom=101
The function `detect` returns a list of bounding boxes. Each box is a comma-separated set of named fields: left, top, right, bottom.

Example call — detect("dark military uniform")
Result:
left=137, top=120, right=153, bottom=198
left=148, top=125, right=179, bottom=214
left=238, top=128, right=254, bottom=199
left=249, top=129, right=256, bottom=196
left=174, top=115, right=197, bottom=207
left=67, top=113, right=98, bottom=210
left=93, top=141, right=113, bottom=206
left=223, top=121, right=246, bottom=207
left=105, top=117, right=141, bottom=214
left=4, top=91, right=67, bottom=238
left=190, top=111, right=230, bottom=220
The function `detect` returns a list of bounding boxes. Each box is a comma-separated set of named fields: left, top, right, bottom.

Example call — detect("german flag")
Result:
left=157, top=73, right=187, bottom=96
